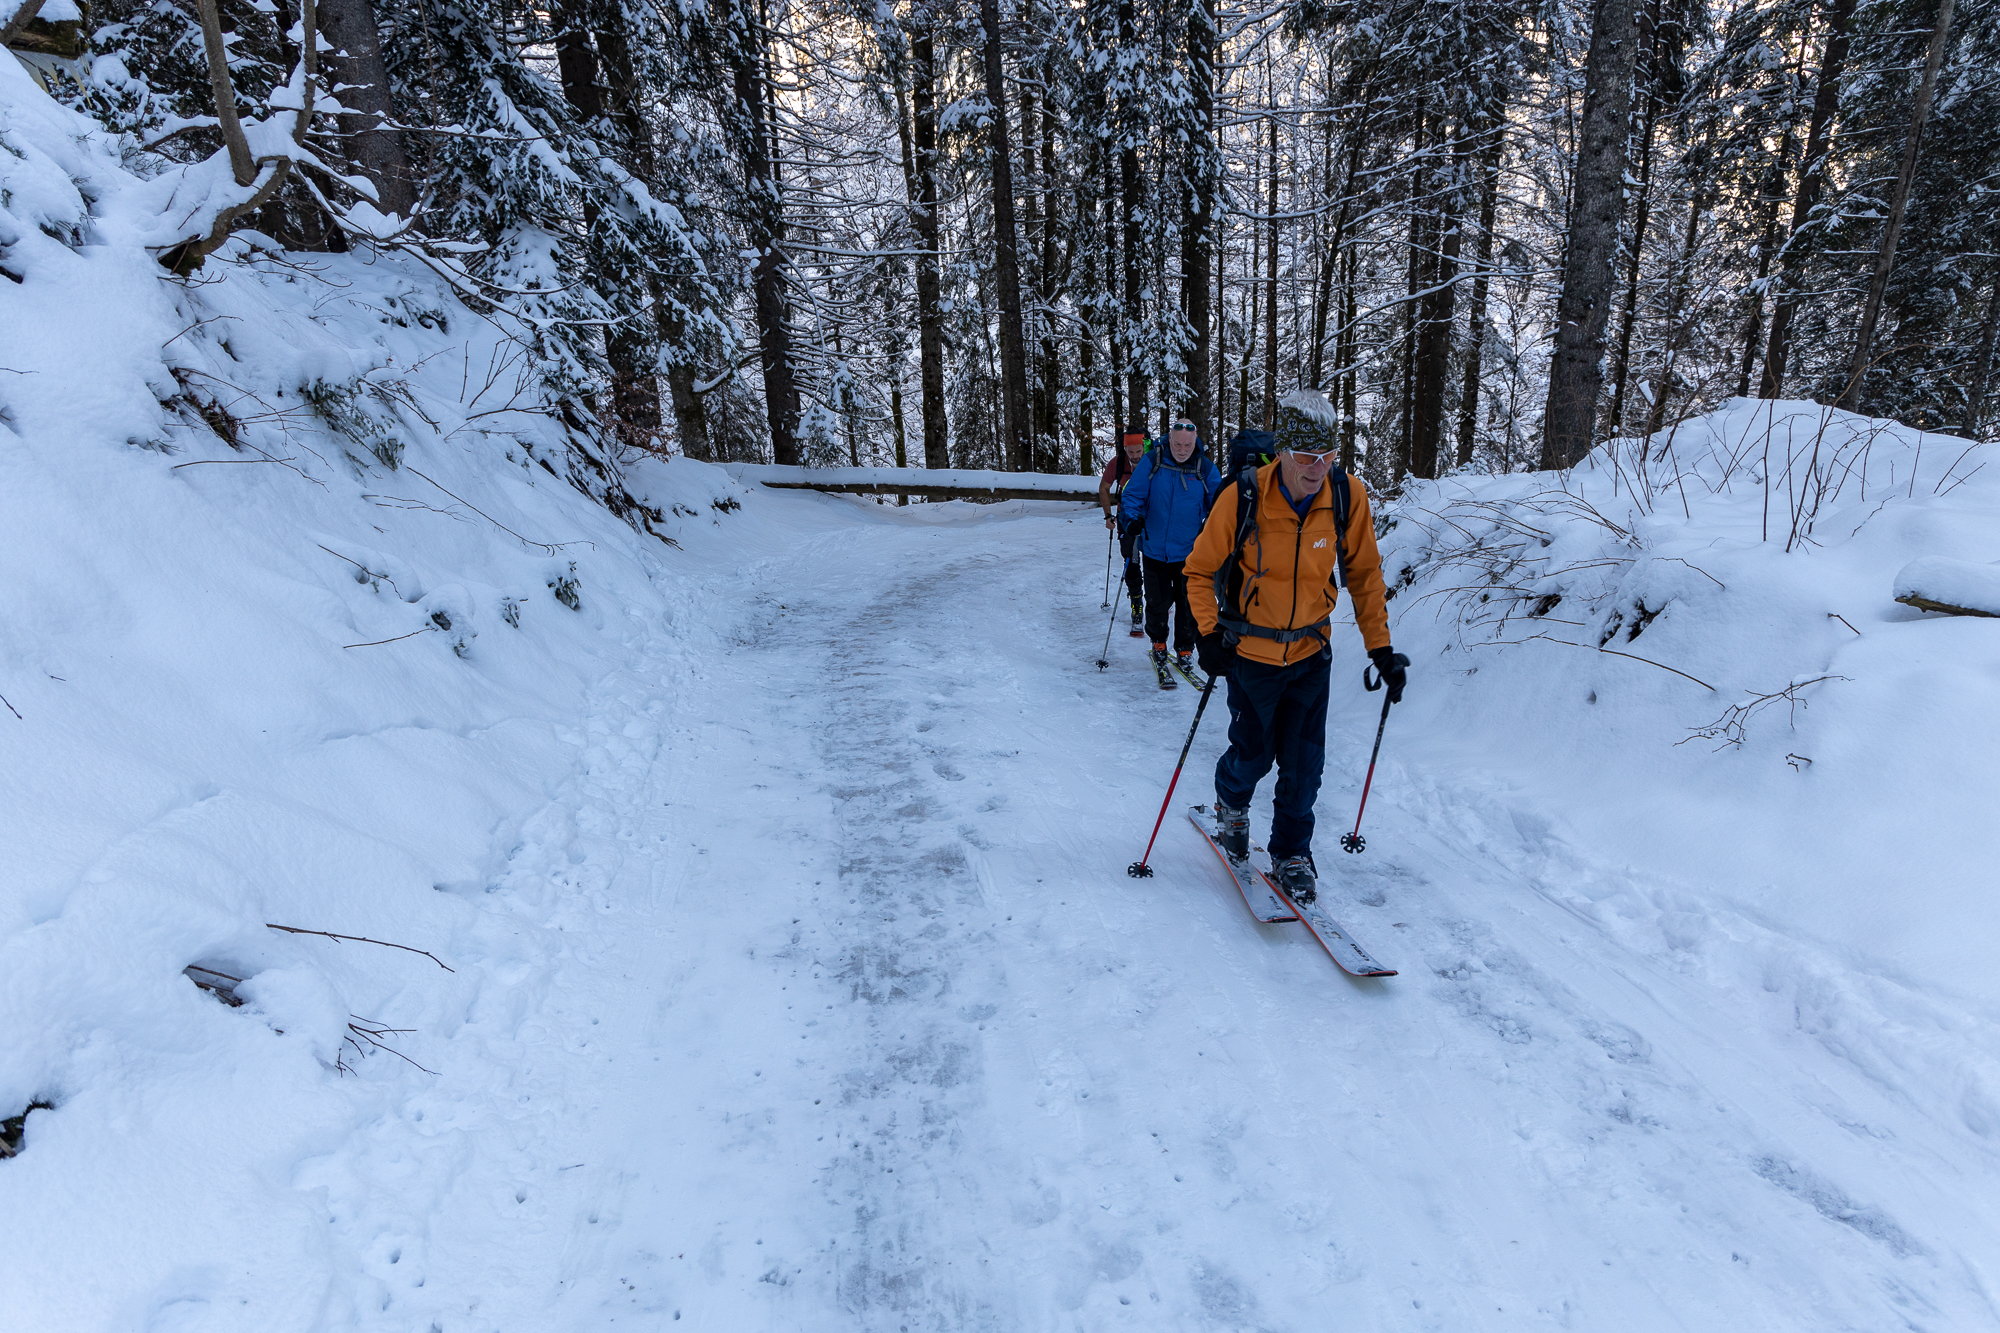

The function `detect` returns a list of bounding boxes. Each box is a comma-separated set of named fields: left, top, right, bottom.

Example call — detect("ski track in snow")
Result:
left=170, top=500, right=1999, bottom=1331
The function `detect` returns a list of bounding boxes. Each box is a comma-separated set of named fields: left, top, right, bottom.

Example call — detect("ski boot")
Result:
left=1129, top=593, right=1145, bottom=637
left=1175, top=649, right=1196, bottom=680
left=1272, top=854, right=1318, bottom=906
left=1212, top=801, right=1250, bottom=862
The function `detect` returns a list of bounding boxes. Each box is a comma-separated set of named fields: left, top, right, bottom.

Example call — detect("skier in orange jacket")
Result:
left=1184, top=391, right=1408, bottom=904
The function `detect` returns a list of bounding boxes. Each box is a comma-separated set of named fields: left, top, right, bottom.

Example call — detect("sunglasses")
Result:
left=1286, top=446, right=1338, bottom=464
left=1170, top=421, right=1197, bottom=433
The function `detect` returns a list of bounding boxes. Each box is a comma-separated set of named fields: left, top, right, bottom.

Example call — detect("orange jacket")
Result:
left=1184, top=463, right=1391, bottom=667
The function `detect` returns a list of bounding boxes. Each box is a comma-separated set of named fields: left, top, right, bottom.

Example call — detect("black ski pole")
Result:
left=1101, top=524, right=1115, bottom=608
left=1340, top=666, right=1394, bottom=853
left=1128, top=672, right=1220, bottom=877
left=1095, top=550, right=1133, bottom=669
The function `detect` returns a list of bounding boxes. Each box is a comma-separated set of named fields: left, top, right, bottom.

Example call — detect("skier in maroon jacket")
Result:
left=1098, top=432, right=1149, bottom=636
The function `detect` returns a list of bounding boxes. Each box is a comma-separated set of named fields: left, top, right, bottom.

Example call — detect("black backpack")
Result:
left=1213, top=461, right=1354, bottom=646
left=1226, top=429, right=1276, bottom=478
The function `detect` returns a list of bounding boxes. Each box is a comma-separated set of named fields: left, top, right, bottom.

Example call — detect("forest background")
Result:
left=4, top=0, right=1995, bottom=491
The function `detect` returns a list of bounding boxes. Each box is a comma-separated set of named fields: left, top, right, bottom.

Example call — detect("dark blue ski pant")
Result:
left=1213, top=648, right=1329, bottom=860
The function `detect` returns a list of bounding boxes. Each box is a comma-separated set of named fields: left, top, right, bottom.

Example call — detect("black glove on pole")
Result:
left=1342, top=649, right=1409, bottom=853
left=1128, top=672, right=1220, bottom=878
left=1196, top=630, right=1236, bottom=678
left=1367, top=646, right=1410, bottom=705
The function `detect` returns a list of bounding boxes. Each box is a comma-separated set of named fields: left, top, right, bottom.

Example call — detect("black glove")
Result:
left=1368, top=647, right=1410, bottom=704
left=1197, top=631, right=1236, bottom=678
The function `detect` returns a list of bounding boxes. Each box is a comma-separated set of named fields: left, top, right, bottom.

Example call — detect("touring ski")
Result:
left=1151, top=652, right=1178, bottom=690
left=1168, top=655, right=1205, bottom=690
left=1259, top=852, right=1397, bottom=977
left=1188, top=806, right=1296, bottom=922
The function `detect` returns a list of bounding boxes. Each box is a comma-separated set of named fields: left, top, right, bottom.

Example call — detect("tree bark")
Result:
left=1412, top=118, right=1465, bottom=480
left=1039, top=85, right=1063, bottom=471
left=713, top=0, right=800, bottom=463
left=981, top=0, right=1031, bottom=471
left=1759, top=0, right=1857, bottom=400
left=1605, top=10, right=1663, bottom=434
left=317, top=0, right=414, bottom=218
left=1540, top=0, right=1643, bottom=469
left=1732, top=143, right=1792, bottom=399
left=1456, top=110, right=1506, bottom=468
left=1643, top=152, right=1713, bottom=440
left=907, top=25, right=950, bottom=468
left=1841, top=0, right=1955, bottom=408
left=1263, top=96, right=1279, bottom=428
left=1338, top=246, right=1359, bottom=470
left=1397, top=101, right=1428, bottom=477
left=1309, top=95, right=1369, bottom=392
left=1957, top=268, right=2000, bottom=439
left=1181, top=0, right=1217, bottom=448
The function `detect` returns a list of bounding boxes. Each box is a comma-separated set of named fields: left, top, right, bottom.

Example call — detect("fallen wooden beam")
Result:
left=724, top=463, right=1098, bottom=504
left=1893, top=556, right=2000, bottom=618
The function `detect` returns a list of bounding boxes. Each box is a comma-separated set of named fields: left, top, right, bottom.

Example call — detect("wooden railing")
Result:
left=723, top=463, right=1099, bottom=504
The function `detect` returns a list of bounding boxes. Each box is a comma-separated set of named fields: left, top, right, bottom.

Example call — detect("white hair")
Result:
left=1278, top=390, right=1340, bottom=429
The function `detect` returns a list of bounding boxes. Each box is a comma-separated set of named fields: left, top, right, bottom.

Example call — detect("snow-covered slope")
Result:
left=6, top=53, right=2000, bottom=1332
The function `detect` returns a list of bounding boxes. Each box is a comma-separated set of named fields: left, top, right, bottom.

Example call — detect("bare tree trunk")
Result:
left=317, top=0, right=414, bottom=218
left=715, top=0, right=800, bottom=462
left=1958, top=268, right=2000, bottom=438
left=1605, top=20, right=1662, bottom=434
left=981, top=0, right=1030, bottom=470
left=1309, top=94, right=1369, bottom=391
left=1842, top=0, right=1955, bottom=408
left=1733, top=153, right=1790, bottom=399
left=1108, top=164, right=1126, bottom=438
left=909, top=25, right=950, bottom=468
left=1540, top=0, right=1643, bottom=468
left=1119, top=0, right=1145, bottom=433
left=1263, top=92, right=1279, bottom=428
left=1396, top=101, right=1427, bottom=477
left=1182, top=0, right=1218, bottom=447
left=1456, top=109, right=1506, bottom=468
left=1338, top=246, right=1359, bottom=470
left=555, top=11, right=660, bottom=448
left=891, top=381, right=910, bottom=502
left=1760, top=0, right=1857, bottom=399
left=1242, top=144, right=1258, bottom=432
left=1412, top=116, right=1465, bottom=480
left=1038, top=86, right=1063, bottom=471
left=1020, top=58, right=1047, bottom=468
left=1643, top=156, right=1713, bottom=440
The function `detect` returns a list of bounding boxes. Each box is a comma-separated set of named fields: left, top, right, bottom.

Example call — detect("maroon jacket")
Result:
left=1098, top=453, right=1136, bottom=510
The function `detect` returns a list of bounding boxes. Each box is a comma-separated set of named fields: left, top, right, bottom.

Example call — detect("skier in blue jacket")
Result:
left=1120, top=417, right=1224, bottom=677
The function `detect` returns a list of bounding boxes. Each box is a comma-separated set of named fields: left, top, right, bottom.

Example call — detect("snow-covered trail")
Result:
left=399, top=496, right=1997, bottom=1331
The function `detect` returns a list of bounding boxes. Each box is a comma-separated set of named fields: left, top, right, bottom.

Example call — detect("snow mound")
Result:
left=1373, top=394, right=1999, bottom=1001
left=1894, top=556, right=2000, bottom=616
left=0, top=55, right=757, bottom=1328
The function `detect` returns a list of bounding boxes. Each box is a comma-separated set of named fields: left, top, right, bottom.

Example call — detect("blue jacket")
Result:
left=1120, top=441, right=1224, bottom=562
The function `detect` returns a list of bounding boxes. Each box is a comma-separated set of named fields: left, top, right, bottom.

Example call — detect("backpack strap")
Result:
left=1328, top=467, right=1352, bottom=590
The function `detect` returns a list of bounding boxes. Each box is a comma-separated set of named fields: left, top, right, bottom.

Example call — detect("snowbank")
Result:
left=0, top=54, right=747, bottom=1328
left=1373, top=395, right=2000, bottom=1006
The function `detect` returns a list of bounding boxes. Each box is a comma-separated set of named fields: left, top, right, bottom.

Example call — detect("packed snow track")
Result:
left=411, top=494, right=1993, bottom=1330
